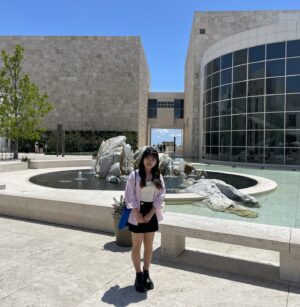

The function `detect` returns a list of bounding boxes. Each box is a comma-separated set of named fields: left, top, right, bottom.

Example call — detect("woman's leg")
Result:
left=131, top=232, right=144, bottom=272
left=143, top=232, right=155, bottom=270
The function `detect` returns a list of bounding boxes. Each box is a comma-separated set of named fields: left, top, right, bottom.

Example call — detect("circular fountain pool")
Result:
left=29, top=169, right=258, bottom=192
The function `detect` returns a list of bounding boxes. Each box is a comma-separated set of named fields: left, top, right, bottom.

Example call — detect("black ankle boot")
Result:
left=143, top=269, right=154, bottom=290
left=134, top=272, right=146, bottom=293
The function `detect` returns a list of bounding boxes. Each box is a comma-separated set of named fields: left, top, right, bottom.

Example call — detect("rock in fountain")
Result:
left=95, top=136, right=133, bottom=179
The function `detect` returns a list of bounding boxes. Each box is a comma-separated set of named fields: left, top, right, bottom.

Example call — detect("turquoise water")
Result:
left=166, top=165, right=300, bottom=228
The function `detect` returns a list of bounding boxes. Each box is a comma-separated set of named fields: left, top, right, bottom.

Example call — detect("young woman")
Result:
left=124, top=146, right=166, bottom=293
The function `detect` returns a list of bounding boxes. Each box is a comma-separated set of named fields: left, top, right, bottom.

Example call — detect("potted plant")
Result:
left=112, top=196, right=132, bottom=247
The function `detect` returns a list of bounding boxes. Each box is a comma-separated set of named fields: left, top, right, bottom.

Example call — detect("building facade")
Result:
left=0, top=36, right=150, bottom=148
left=185, top=11, right=300, bottom=165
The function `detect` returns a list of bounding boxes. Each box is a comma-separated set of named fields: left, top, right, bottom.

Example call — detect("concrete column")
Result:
left=280, top=252, right=300, bottom=282
left=161, top=231, right=185, bottom=258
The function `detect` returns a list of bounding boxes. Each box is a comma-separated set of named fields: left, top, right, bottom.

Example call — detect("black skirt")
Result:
left=128, top=201, right=158, bottom=233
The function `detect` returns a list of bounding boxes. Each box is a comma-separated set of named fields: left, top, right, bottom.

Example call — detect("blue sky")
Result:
left=1, top=0, right=300, bottom=91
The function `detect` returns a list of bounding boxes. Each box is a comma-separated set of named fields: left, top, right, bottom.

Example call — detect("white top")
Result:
left=140, top=181, right=155, bottom=202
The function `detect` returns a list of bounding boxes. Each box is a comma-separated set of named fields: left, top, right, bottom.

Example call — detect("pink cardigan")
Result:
left=124, top=170, right=166, bottom=226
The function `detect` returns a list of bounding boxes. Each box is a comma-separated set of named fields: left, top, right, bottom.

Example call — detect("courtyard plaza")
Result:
left=0, top=154, right=300, bottom=306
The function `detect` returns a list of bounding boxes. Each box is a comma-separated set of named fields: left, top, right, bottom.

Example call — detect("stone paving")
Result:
left=0, top=215, right=300, bottom=307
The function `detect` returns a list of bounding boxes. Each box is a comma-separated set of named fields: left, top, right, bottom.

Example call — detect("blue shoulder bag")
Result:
left=118, top=171, right=136, bottom=230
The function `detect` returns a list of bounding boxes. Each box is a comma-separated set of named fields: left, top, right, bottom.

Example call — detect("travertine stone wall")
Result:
left=0, top=36, right=149, bottom=147
left=185, top=10, right=300, bottom=159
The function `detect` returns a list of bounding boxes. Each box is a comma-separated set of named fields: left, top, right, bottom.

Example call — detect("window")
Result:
left=233, top=65, right=247, bottom=82
left=247, top=131, right=264, bottom=147
left=233, top=49, right=247, bottom=66
left=265, top=130, right=284, bottom=147
left=266, top=77, right=285, bottom=94
left=232, top=98, right=246, bottom=114
left=220, top=115, right=231, bottom=130
left=211, top=102, right=219, bottom=117
left=221, top=68, right=232, bottom=85
left=249, top=45, right=265, bottom=63
left=247, top=96, right=264, bottom=113
left=212, top=58, right=220, bottom=73
left=232, top=114, right=246, bottom=130
left=267, top=42, right=285, bottom=60
left=219, top=100, right=231, bottom=115
left=286, top=113, right=300, bottom=129
left=266, top=60, right=285, bottom=77
left=174, top=99, right=184, bottom=119
left=287, top=40, right=300, bottom=57
left=247, top=113, right=264, bottom=130
left=233, top=82, right=246, bottom=98
left=221, top=53, right=232, bottom=70
left=220, top=84, right=231, bottom=100
left=148, top=99, right=157, bottom=118
left=265, top=113, right=284, bottom=129
left=266, top=95, right=284, bottom=112
left=286, top=94, right=300, bottom=111
left=286, top=130, right=300, bottom=147
left=212, top=72, right=220, bottom=87
left=286, top=76, right=300, bottom=93
left=148, top=109, right=157, bottom=118
left=211, top=117, right=219, bottom=131
left=232, top=131, right=246, bottom=146
left=248, top=79, right=265, bottom=96
left=212, top=87, right=220, bottom=102
left=211, top=132, right=219, bottom=145
left=199, top=28, right=206, bottom=34
left=220, top=132, right=231, bottom=146
left=287, top=58, right=300, bottom=75
left=248, top=62, right=265, bottom=79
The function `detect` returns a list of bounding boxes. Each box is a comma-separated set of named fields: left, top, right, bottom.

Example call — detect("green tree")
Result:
left=0, top=45, right=54, bottom=158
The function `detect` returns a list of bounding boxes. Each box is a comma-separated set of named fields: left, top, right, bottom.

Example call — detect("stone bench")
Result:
left=160, top=212, right=300, bottom=283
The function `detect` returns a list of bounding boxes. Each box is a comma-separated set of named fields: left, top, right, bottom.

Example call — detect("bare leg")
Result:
left=143, top=232, right=155, bottom=270
left=131, top=232, right=144, bottom=272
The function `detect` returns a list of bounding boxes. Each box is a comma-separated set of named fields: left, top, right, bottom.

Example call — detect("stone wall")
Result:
left=0, top=36, right=150, bottom=147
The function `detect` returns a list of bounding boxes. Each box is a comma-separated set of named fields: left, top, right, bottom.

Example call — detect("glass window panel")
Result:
left=212, top=58, right=220, bottom=73
left=205, top=133, right=211, bottom=146
left=174, top=99, right=184, bottom=108
left=287, top=40, right=300, bottom=58
left=286, top=130, right=300, bottom=147
left=233, top=82, right=246, bottom=98
left=220, top=115, right=231, bottom=130
left=148, top=99, right=157, bottom=108
left=286, top=112, right=300, bottom=129
left=206, top=76, right=212, bottom=90
left=219, top=146, right=231, bottom=161
left=287, top=58, right=300, bottom=75
left=247, top=131, right=264, bottom=147
left=248, top=79, right=265, bottom=96
left=220, top=84, right=231, bottom=100
left=233, top=65, right=247, bottom=82
left=265, top=148, right=284, bottom=164
left=148, top=109, right=157, bottom=118
left=287, top=76, right=300, bottom=93
left=220, top=132, right=231, bottom=146
left=232, top=132, right=246, bottom=146
left=212, top=87, right=220, bottom=102
left=266, top=77, right=285, bottom=94
left=206, top=62, right=212, bottom=75
left=286, top=94, right=300, bottom=111
left=221, top=68, right=232, bottom=85
left=265, top=113, right=284, bottom=129
left=221, top=53, right=232, bottom=70
left=248, top=62, right=265, bottom=79
left=285, top=148, right=300, bottom=165
left=204, top=146, right=211, bottom=159
left=247, top=148, right=264, bottom=163
left=267, top=42, right=285, bottom=60
left=211, top=102, right=219, bottom=117
left=247, top=113, right=264, bottom=130
left=232, top=114, right=246, bottom=130
left=233, top=49, right=247, bottom=66
left=249, top=45, right=265, bottom=63
left=206, top=90, right=211, bottom=104
left=266, top=60, right=285, bottom=77
left=232, top=98, right=246, bottom=114
left=206, top=104, right=211, bottom=118
left=211, top=117, right=219, bottom=131
left=174, top=109, right=184, bottom=118
left=266, top=95, right=284, bottom=112
left=205, top=118, right=211, bottom=132
left=212, top=72, right=220, bottom=88
left=247, top=96, right=264, bottom=113
left=211, top=132, right=219, bottom=146
left=265, top=130, right=284, bottom=147
left=219, top=100, right=231, bottom=115
left=211, top=146, right=219, bottom=160
left=232, top=146, right=246, bottom=162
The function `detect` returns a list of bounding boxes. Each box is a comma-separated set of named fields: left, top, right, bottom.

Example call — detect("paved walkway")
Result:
left=0, top=215, right=300, bottom=307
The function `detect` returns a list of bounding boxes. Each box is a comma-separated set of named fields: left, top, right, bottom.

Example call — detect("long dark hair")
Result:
left=138, top=146, right=163, bottom=190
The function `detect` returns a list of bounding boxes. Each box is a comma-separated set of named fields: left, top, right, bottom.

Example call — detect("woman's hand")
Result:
left=133, top=210, right=145, bottom=224
left=144, top=208, right=156, bottom=223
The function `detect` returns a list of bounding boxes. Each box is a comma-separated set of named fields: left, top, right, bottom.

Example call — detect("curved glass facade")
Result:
left=203, top=39, right=300, bottom=165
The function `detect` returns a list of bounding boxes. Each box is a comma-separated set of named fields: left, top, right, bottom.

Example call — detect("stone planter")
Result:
left=113, top=215, right=132, bottom=247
